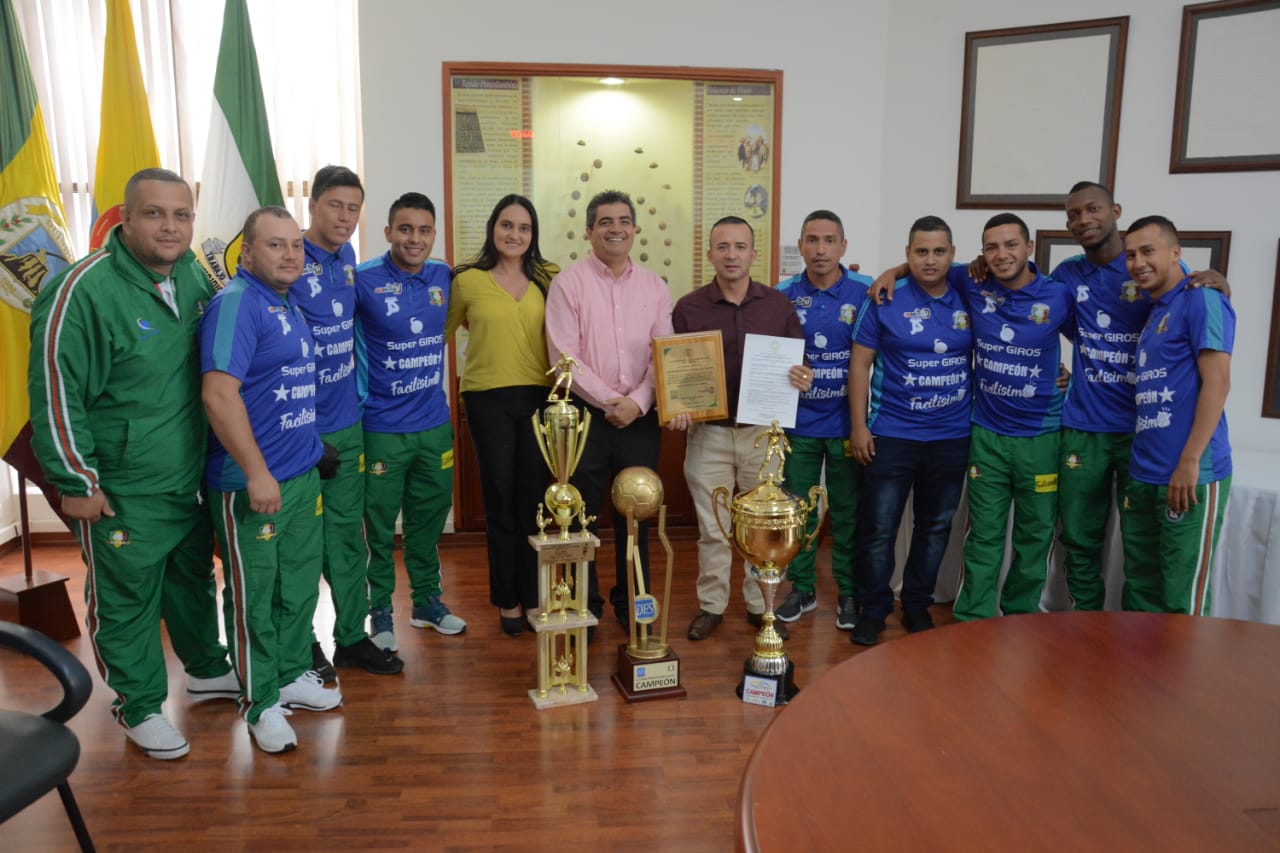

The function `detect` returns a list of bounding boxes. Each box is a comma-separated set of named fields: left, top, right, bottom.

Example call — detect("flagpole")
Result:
left=17, top=472, right=32, bottom=582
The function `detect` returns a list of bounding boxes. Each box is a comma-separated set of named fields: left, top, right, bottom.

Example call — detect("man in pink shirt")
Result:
left=545, top=189, right=674, bottom=629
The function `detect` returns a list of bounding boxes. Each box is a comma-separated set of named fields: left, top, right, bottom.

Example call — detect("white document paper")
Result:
left=735, top=333, right=802, bottom=428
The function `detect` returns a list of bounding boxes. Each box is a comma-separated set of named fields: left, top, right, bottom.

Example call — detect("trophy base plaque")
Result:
left=736, top=659, right=799, bottom=707
left=611, top=644, right=687, bottom=703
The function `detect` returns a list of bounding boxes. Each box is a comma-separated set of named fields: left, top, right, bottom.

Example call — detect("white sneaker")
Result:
left=124, top=713, right=190, bottom=760
left=248, top=703, right=297, bottom=754
left=278, top=670, right=343, bottom=711
left=186, top=670, right=240, bottom=701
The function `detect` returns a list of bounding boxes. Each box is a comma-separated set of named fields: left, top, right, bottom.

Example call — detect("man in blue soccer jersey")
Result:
left=292, top=166, right=400, bottom=677
left=1120, top=216, right=1233, bottom=615
left=953, top=214, right=1075, bottom=620
left=1047, top=183, right=1228, bottom=610
left=774, top=210, right=871, bottom=631
left=201, top=207, right=343, bottom=754
left=355, top=192, right=462, bottom=651
left=848, top=216, right=973, bottom=645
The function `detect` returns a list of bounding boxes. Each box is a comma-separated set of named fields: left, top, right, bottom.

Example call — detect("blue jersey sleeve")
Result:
left=200, top=285, right=255, bottom=381
left=1189, top=288, right=1235, bottom=355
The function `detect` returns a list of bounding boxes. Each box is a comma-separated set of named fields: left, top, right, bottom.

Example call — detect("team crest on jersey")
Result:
left=107, top=529, right=129, bottom=548
left=1156, top=315, right=1169, bottom=335
left=1029, top=303, right=1051, bottom=324
left=839, top=303, right=856, bottom=324
left=428, top=285, right=445, bottom=306
left=256, top=523, right=276, bottom=542
left=968, top=465, right=980, bottom=480
left=344, top=265, right=355, bottom=287
left=1121, top=281, right=1140, bottom=303
left=1065, top=453, right=1082, bottom=469
left=374, top=282, right=402, bottom=295
left=371, top=461, right=388, bottom=476
left=904, top=306, right=929, bottom=334
left=1165, top=507, right=1185, bottom=523
left=952, top=310, right=970, bottom=330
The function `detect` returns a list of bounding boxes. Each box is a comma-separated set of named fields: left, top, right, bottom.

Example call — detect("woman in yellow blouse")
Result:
left=446, top=195, right=558, bottom=636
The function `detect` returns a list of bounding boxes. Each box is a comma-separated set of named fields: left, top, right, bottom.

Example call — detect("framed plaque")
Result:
left=1171, top=0, right=1280, bottom=173
left=652, top=331, right=729, bottom=424
left=1033, top=229, right=1231, bottom=277
left=957, top=17, right=1128, bottom=208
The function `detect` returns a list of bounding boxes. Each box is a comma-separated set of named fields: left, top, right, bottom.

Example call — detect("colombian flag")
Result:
left=0, top=0, right=74, bottom=457
left=89, top=0, right=160, bottom=250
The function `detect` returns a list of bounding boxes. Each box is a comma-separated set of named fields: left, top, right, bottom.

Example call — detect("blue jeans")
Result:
left=856, top=435, right=970, bottom=621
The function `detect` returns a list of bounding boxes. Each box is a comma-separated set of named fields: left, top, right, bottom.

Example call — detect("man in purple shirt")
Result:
left=673, top=216, right=809, bottom=641
left=544, top=190, right=674, bottom=629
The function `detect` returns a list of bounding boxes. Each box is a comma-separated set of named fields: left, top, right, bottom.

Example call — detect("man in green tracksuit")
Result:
left=28, top=169, right=236, bottom=761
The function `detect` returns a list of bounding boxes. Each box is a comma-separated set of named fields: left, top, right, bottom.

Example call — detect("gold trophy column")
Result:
left=527, top=354, right=600, bottom=709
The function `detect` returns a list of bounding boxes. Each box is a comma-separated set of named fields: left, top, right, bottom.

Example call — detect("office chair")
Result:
left=0, top=620, right=95, bottom=852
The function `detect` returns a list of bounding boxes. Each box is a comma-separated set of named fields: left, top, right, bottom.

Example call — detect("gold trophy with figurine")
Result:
left=712, top=422, right=825, bottom=707
left=609, top=466, right=686, bottom=702
left=527, top=354, right=599, bottom=709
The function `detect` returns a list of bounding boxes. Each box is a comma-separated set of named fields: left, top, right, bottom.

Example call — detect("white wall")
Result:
left=356, top=0, right=891, bottom=271
left=879, top=0, right=1280, bottom=452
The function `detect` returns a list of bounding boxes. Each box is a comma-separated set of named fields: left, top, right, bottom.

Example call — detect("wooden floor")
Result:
left=0, top=532, right=953, bottom=852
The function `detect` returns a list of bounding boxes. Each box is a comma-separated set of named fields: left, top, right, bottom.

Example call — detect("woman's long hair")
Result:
left=453, top=194, right=553, bottom=292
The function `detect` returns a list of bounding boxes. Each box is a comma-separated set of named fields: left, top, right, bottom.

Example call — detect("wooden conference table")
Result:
left=738, top=612, right=1280, bottom=851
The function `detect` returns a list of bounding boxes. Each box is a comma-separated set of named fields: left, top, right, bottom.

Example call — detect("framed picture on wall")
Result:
left=1263, top=240, right=1280, bottom=417
left=1171, top=0, right=1280, bottom=173
left=1033, top=230, right=1231, bottom=277
left=957, top=17, right=1129, bottom=209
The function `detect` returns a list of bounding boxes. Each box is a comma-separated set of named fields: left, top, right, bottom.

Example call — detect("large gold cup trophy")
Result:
left=609, top=467, right=686, bottom=702
left=527, top=354, right=599, bottom=709
left=712, top=422, right=825, bottom=706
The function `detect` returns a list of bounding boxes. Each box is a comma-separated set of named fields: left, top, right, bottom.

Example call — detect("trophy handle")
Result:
left=569, top=409, right=592, bottom=475
left=531, top=412, right=555, bottom=473
left=712, top=485, right=734, bottom=550
left=802, top=485, right=828, bottom=553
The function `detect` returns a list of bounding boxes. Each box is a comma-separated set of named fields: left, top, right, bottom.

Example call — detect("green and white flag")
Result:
left=195, top=0, right=283, bottom=290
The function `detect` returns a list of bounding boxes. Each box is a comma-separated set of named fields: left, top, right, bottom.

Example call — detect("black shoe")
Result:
left=902, top=608, right=935, bottom=633
left=500, top=614, right=525, bottom=636
left=851, top=617, right=885, bottom=646
left=746, top=611, right=789, bottom=641
left=687, top=610, right=724, bottom=641
left=311, top=642, right=336, bottom=683
left=334, top=637, right=404, bottom=675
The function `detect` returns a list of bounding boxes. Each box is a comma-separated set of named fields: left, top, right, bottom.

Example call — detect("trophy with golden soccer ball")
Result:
left=609, top=466, right=685, bottom=702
